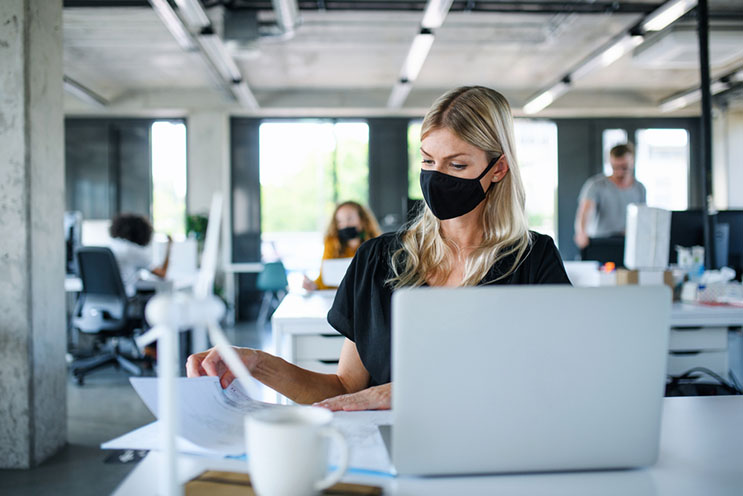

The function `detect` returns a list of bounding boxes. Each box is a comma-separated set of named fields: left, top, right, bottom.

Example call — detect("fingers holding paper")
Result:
left=186, top=346, right=261, bottom=389
left=314, top=383, right=391, bottom=412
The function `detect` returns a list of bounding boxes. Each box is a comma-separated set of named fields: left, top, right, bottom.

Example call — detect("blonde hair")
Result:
left=325, top=201, right=382, bottom=258
left=389, top=86, right=531, bottom=288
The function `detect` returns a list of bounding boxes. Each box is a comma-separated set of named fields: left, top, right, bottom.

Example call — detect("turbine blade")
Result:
left=195, top=193, right=223, bottom=299
left=207, top=322, right=254, bottom=392
left=135, top=325, right=166, bottom=349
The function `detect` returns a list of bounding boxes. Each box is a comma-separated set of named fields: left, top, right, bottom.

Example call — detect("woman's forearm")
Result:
left=251, top=350, right=352, bottom=404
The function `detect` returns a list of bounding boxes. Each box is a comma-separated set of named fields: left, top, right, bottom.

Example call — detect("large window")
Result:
left=407, top=119, right=558, bottom=240
left=151, top=121, right=187, bottom=238
left=635, top=128, right=689, bottom=210
left=259, top=121, right=369, bottom=282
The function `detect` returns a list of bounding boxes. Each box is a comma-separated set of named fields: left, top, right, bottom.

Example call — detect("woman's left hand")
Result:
left=314, top=383, right=391, bottom=411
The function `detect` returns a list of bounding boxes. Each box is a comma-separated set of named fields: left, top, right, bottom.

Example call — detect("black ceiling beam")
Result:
left=64, top=0, right=150, bottom=6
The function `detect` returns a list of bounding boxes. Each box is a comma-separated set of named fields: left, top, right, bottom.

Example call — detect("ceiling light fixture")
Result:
left=148, top=0, right=196, bottom=51
left=388, top=79, right=413, bottom=109
left=571, top=34, right=645, bottom=80
left=271, top=0, right=301, bottom=35
left=641, top=0, right=698, bottom=32
left=660, top=80, right=731, bottom=112
left=63, top=76, right=108, bottom=107
left=421, top=0, right=455, bottom=29
left=232, top=81, right=259, bottom=109
left=523, top=80, right=570, bottom=115
left=401, top=29, right=435, bottom=82
left=173, top=0, right=211, bottom=29
left=198, top=27, right=243, bottom=83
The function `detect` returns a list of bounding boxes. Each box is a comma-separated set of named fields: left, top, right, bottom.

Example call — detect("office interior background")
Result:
left=1, top=0, right=743, bottom=494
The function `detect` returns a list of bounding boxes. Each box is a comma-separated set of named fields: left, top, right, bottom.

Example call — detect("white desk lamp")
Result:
left=136, top=193, right=257, bottom=496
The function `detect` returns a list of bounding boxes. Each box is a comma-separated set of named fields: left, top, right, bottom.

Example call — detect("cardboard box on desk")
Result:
left=616, top=268, right=673, bottom=289
left=624, top=204, right=671, bottom=271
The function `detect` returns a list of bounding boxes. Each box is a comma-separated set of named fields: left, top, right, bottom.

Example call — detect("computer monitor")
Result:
left=669, top=210, right=705, bottom=265
left=669, top=210, right=741, bottom=275
left=581, top=236, right=625, bottom=267
left=64, top=211, right=83, bottom=274
left=715, top=210, right=743, bottom=278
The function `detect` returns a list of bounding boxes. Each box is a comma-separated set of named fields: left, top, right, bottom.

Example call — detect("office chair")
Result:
left=256, top=261, right=288, bottom=329
left=70, top=247, right=145, bottom=385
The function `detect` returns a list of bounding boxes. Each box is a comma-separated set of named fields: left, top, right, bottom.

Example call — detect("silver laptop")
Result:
left=386, top=285, right=670, bottom=476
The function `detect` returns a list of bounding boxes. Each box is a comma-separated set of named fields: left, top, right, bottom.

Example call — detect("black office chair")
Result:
left=70, top=247, right=145, bottom=385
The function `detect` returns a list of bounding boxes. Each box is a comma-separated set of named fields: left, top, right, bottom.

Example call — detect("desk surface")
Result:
left=271, top=292, right=743, bottom=328
left=271, top=291, right=336, bottom=322
left=113, top=396, right=743, bottom=496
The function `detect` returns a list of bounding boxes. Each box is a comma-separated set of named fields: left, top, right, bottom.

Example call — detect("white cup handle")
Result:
left=314, top=426, right=349, bottom=492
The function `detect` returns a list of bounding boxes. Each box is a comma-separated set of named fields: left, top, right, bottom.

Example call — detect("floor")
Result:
left=0, top=321, right=270, bottom=496
left=1, top=323, right=741, bottom=495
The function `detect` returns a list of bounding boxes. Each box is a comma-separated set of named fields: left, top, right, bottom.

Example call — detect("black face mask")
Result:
left=338, top=226, right=360, bottom=242
left=419, top=157, right=499, bottom=220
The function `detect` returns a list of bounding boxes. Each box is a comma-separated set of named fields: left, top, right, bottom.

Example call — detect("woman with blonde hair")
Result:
left=302, top=201, right=382, bottom=291
left=187, top=86, right=570, bottom=410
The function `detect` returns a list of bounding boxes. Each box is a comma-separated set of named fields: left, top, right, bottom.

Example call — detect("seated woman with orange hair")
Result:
left=303, top=201, right=382, bottom=291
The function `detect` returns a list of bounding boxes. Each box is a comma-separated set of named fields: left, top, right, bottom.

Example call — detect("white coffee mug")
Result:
left=246, top=406, right=349, bottom=496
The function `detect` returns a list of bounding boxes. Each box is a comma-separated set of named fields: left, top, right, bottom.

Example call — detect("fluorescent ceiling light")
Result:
left=660, top=80, right=731, bottom=112
left=523, top=81, right=570, bottom=115
left=149, top=0, right=196, bottom=51
left=63, top=76, right=108, bottom=107
left=387, top=80, right=413, bottom=108
left=401, top=30, right=435, bottom=82
left=198, top=30, right=242, bottom=82
left=421, top=0, right=454, bottom=29
left=642, top=0, right=697, bottom=32
left=272, top=0, right=300, bottom=34
left=232, top=81, right=259, bottom=109
left=174, top=0, right=210, bottom=29
left=571, top=34, right=644, bottom=80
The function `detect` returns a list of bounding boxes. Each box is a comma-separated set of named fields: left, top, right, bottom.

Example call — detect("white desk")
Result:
left=271, top=295, right=743, bottom=382
left=223, top=262, right=265, bottom=325
left=271, top=291, right=341, bottom=375
left=113, top=396, right=743, bottom=496
left=669, top=302, right=743, bottom=378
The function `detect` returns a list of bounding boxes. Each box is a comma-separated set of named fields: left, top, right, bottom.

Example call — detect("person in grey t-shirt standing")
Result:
left=574, top=143, right=646, bottom=250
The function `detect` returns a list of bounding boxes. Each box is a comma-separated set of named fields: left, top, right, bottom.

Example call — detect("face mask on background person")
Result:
left=337, top=226, right=361, bottom=242
left=419, top=156, right=499, bottom=220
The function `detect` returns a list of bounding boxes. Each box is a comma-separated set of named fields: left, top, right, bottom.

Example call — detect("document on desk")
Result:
left=126, top=376, right=276, bottom=455
left=105, top=376, right=394, bottom=474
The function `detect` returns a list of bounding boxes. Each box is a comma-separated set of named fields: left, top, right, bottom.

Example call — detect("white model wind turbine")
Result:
left=136, top=193, right=256, bottom=496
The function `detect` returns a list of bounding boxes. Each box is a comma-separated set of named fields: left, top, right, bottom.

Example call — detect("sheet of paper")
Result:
left=332, top=410, right=394, bottom=475
left=101, top=421, right=224, bottom=457
left=118, top=377, right=395, bottom=474
left=130, top=376, right=279, bottom=456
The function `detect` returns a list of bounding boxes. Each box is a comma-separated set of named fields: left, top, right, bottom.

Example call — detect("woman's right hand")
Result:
left=186, top=346, right=262, bottom=389
left=302, top=275, right=318, bottom=292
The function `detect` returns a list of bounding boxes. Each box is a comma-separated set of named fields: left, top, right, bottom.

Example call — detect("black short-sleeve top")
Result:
left=327, top=231, right=571, bottom=387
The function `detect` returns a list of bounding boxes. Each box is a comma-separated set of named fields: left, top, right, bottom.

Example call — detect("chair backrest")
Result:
left=256, top=261, right=288, bottom=291
left=74, top=247, right=128, bottom=333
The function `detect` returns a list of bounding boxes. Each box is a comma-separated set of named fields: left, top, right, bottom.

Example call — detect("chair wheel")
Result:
left=76, top=375, right=84, bottom=386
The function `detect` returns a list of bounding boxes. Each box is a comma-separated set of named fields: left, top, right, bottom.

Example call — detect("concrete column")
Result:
left=0, top=0, right=66, bottom=468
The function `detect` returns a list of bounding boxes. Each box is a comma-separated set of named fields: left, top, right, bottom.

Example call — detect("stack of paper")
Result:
left=102, top=377, right=394, bottom=475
